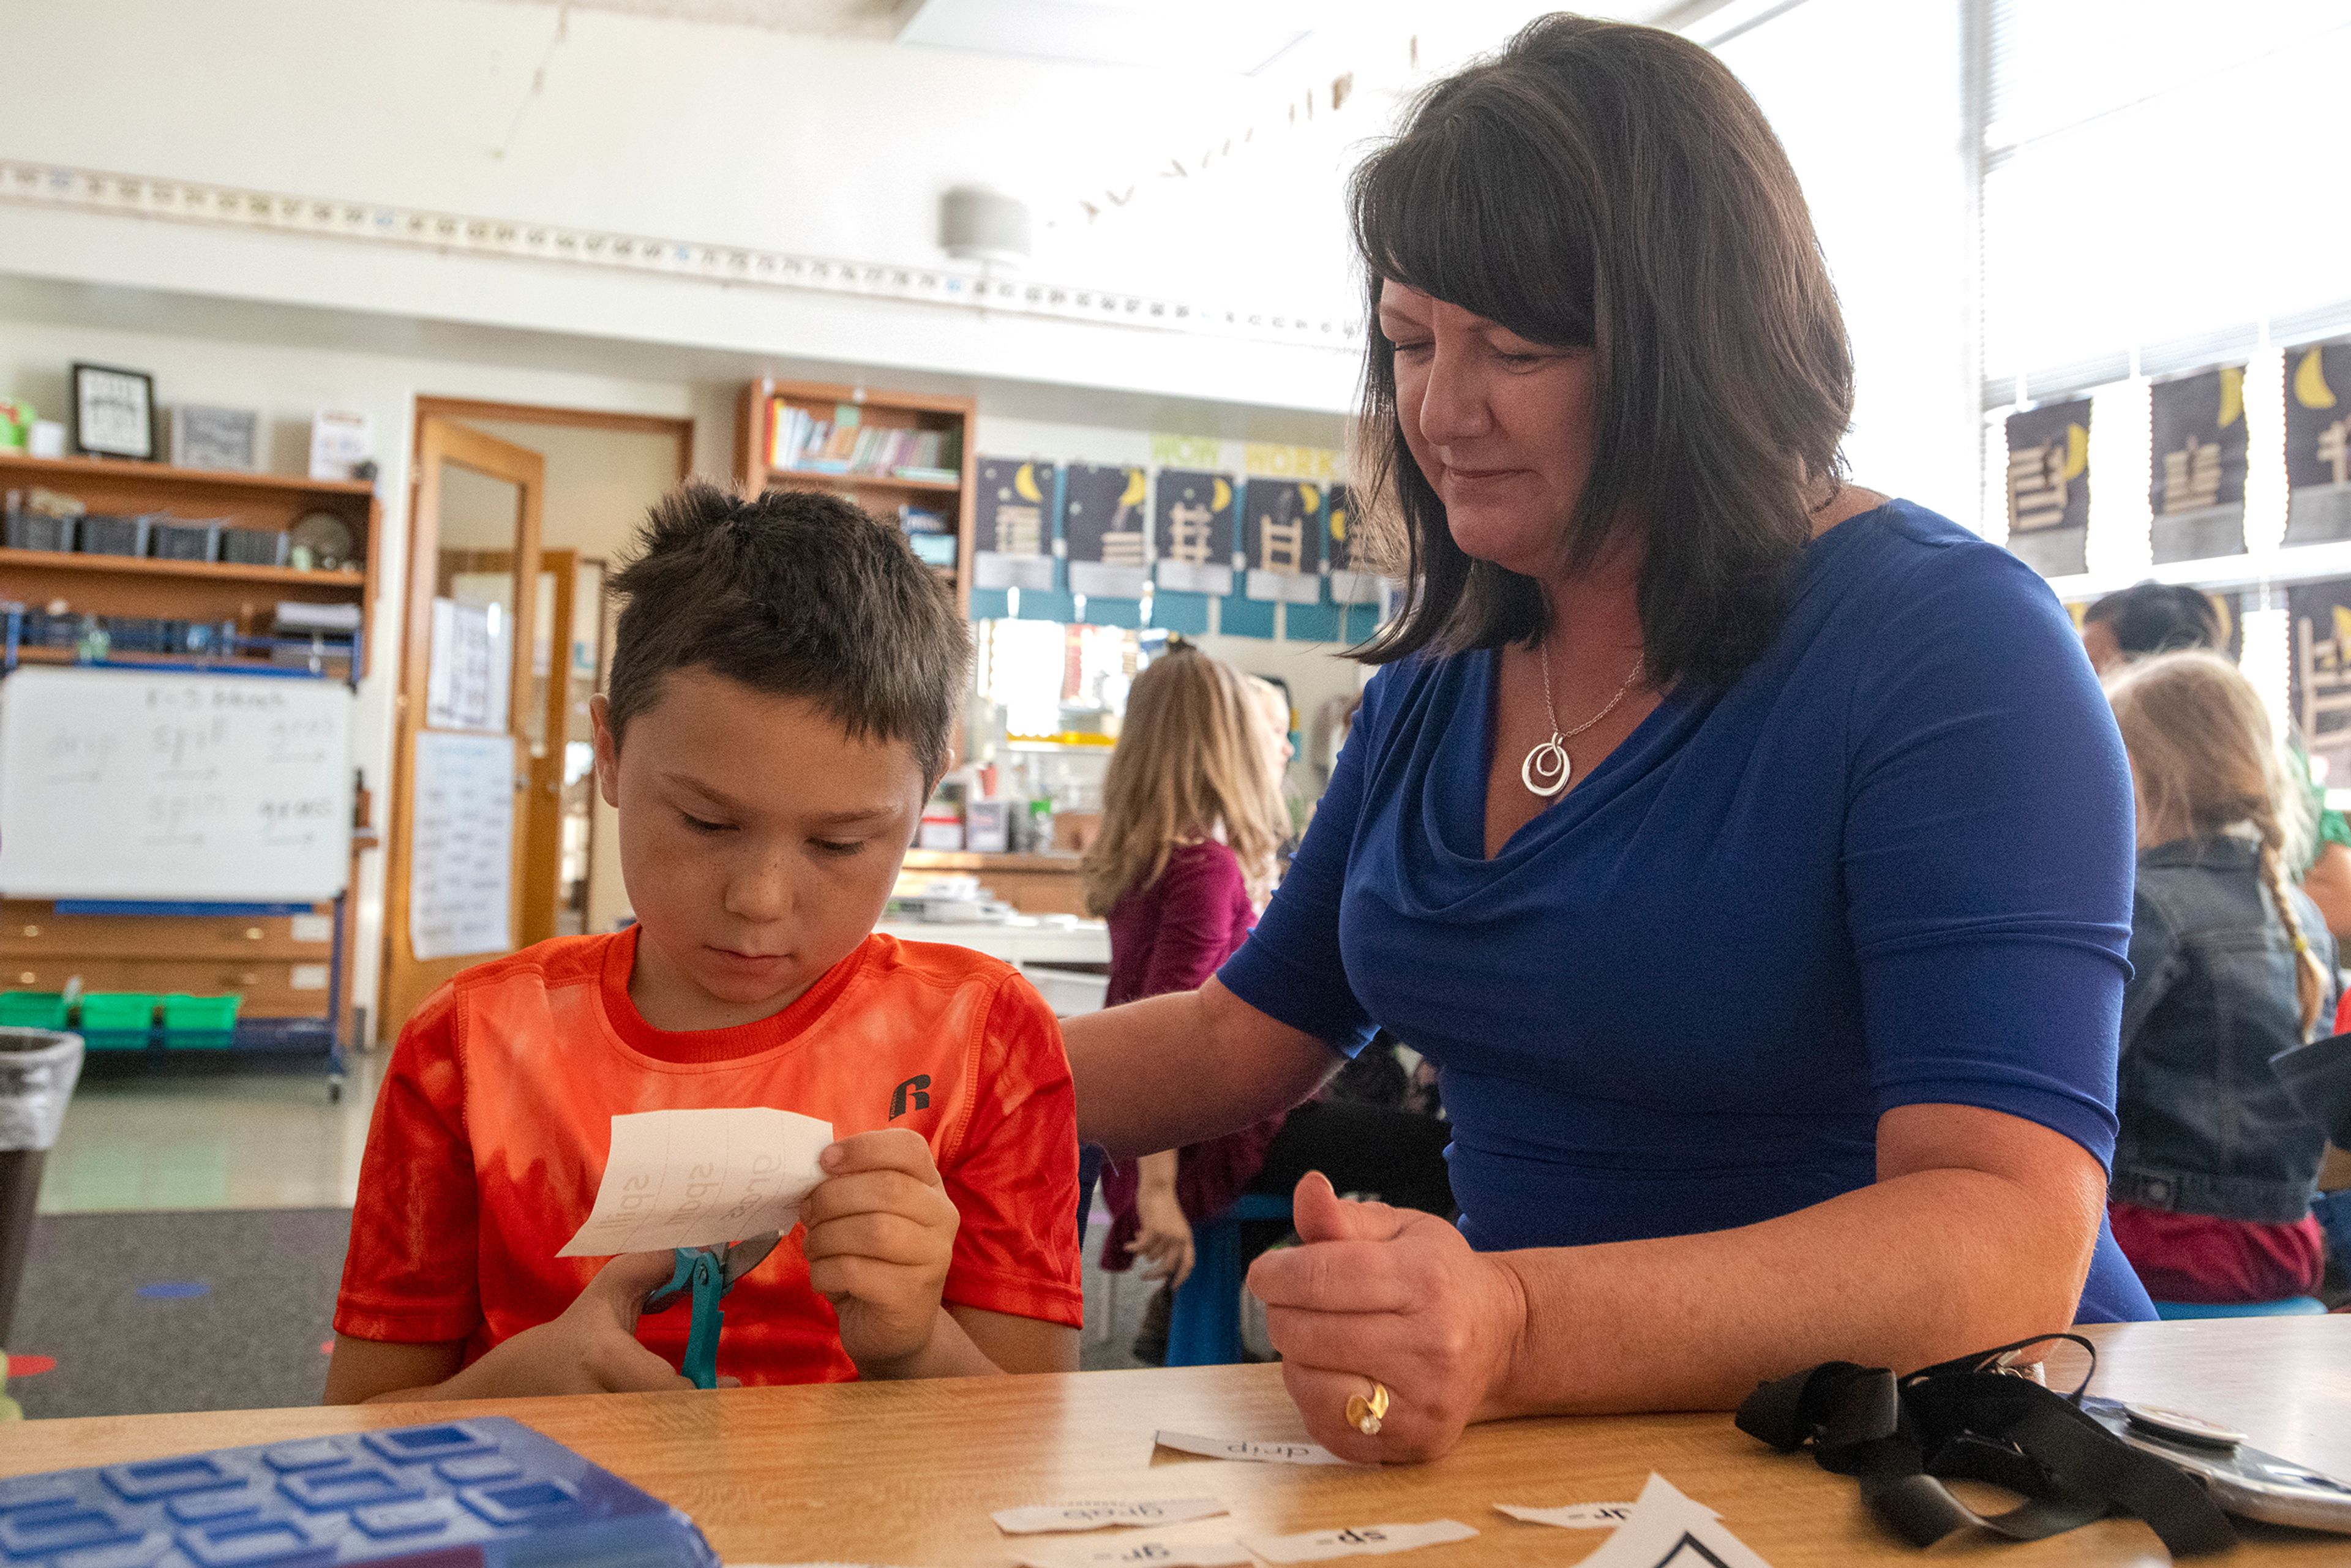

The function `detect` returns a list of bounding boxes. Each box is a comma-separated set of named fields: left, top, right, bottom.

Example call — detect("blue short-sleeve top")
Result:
left=1219, top=501, right=2153, bottom=1322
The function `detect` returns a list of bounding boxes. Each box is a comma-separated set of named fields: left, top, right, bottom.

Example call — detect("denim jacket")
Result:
left=2111, top=835, right=2339, bottom=1223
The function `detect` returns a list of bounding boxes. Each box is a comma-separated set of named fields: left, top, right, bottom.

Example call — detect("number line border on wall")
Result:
left=0, top=159, right=1362, bottom=355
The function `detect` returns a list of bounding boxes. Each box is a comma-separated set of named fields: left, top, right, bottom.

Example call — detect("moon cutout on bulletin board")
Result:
left=1014, top=463, right=1043, bottom=503
left=1300, top=484, right=1321, bottom=514
left=1211, top=478, right=1232, bottom=512
left=1119, top=469, right=1147, bottom=508
left=2218, top=366, right=2244, bottom=428
left=2295, top=348, right=2336, bottom=411
left=2062, top=422, right=2089, bottom=481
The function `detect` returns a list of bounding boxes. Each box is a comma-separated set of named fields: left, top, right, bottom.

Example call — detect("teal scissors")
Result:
left=642, top=1234, right=782, bottom=1389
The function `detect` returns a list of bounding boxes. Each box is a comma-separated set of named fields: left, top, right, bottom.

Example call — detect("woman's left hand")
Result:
left=1245, top=1171, right=1527, bottom=1462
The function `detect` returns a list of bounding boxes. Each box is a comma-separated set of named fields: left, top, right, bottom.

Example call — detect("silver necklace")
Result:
left=1521, top=644, right=1646, bottom=798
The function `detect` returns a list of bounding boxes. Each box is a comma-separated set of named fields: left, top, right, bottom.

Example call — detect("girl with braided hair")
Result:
left=2104, top=650, right=2339, bottom=1305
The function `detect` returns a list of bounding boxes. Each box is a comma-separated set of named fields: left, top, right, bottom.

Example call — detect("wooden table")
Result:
left=2, top=1319, right=2344, bottom=1567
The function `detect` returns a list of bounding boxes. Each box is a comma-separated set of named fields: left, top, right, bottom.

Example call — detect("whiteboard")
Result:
left=0, top=666, right=353, bottom=901
left=408, top=729, right=515, bottom=961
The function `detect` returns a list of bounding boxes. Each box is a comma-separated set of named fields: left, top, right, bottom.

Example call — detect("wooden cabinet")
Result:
left=734, top=379, right=977, bottom=613
left=1, top=453, right=379, bottom=1064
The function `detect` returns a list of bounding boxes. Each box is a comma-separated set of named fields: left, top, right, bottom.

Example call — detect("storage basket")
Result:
left=160, top=993, right=241, bottom=1050
left=217, top=527, right=288, bottom=567
left=147, top=519, right=220, bottom=562
left=76, top=992, right=160, bottom=1049
left=77, top=515, right=150, bottom=557
left=0, top=994, right=67, bottom=1032
left=2, top=511, right=74, bottom=553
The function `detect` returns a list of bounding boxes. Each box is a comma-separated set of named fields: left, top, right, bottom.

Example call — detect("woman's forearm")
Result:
left=1066, top=979, right=1340, bottom=1157
left=1481, top=1161, right=2100, bottom=1416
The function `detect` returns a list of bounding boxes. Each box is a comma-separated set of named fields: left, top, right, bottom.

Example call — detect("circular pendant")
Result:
left=1521, top=735, right=1571, bottom=797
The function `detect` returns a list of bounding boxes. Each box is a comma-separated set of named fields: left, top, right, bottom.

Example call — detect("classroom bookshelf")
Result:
left=0, top=452, right=382, bottom=1093
left=733, top=378, right=978, bottom=613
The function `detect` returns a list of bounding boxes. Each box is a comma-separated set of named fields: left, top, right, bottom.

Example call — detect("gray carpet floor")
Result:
left=10, top=1208, right=350, bottom=1418
left=2, top=1206, right=1158, bottom=1418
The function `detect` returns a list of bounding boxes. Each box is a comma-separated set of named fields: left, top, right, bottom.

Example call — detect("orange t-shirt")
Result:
left=334, top=926, right=1082, bottom=1385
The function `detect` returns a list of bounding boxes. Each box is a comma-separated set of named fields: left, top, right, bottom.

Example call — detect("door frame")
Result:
left=375, top=400, right=694, bottom=1040
left=380, top=416, right=547, bottom=1034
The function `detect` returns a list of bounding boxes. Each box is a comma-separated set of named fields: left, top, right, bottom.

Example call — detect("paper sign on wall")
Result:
left=975, top=458, right=1060, bottom=593
left=559, top=1108, right=833, bottom=1257
left=1243, top=480, right=1325, bottom=605
left=1153, top=470, right=1237, bottom=596
left=407, top=729, right=515, bottom=962
left=1065, top=464, right=1152, bottom=600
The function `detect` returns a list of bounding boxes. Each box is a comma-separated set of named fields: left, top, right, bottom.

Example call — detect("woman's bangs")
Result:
left=1352, top=103, right=1594, bottom=350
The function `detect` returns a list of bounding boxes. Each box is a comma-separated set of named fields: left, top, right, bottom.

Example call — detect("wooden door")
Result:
left=380, top=418, right=546, bottom=1035
left=518, top=549, right=577, bottom=947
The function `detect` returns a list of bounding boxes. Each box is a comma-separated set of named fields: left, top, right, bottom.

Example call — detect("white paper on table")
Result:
left=993, top=1499, right=1231, bottom=1535
left=1150, top=1431, right=1351, bottom=1467
left=1014, top=1540, right=1254, bottom=1568
left=1564, top=1474, right=1772, bottom=1568
left=1493, top=1503, right=1644, bottom=1529
left=1243, top=1520, right=1478, bottom=1564
left=557, top=1108, right=833, bottom=1257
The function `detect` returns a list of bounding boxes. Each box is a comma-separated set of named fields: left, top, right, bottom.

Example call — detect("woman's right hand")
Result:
left=1128, top=1181, right=1197, bottom=1287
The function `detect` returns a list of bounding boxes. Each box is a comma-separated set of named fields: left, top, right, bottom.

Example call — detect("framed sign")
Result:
left=71, top=362, right=157, bottom=460
left=171, top=405, right=262, bottom=473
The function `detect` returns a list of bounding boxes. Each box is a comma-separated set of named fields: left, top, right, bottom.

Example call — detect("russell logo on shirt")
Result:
left=890, top=1075, right=932, bottom=1119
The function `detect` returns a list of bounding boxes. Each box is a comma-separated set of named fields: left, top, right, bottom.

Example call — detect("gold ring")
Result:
left=1344, top=1379, right=1391, bottom=1437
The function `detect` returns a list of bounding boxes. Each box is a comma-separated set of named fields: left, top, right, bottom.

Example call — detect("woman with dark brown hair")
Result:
left=1066, top=13, right=2148, bottom=1458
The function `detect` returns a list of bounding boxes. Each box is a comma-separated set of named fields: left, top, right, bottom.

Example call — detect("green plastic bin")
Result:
left=0, top=994, right=67, bottom=1032
left=77, top=992, right=161, bottom=1051
left=161, top=993, right=241, bottom=1050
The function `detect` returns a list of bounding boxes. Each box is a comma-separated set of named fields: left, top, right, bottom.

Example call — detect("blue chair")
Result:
left=1165, top=1193, right=1294, bottom=1367
left=2152, top=1296, right=2328, bottom=1319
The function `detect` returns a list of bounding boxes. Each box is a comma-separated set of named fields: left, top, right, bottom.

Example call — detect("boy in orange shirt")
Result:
left=327, top=482, right=1081, bottom=1398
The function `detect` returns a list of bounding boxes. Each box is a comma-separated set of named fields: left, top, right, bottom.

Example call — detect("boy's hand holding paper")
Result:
left=803, top=1126, right=963, bottom=1374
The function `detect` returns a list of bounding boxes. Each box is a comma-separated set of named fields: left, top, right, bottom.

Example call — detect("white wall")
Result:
left=1717, top=0, right=1979, bottom=524
left=0, top=0, right=1360, bottom=413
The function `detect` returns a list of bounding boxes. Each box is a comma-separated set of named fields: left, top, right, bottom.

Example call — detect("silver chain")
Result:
left=1538, top=642, right=1647, bottom=744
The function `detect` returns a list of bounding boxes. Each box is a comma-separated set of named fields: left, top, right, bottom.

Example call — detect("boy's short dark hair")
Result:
left=605, top=481, right=969, bottom=783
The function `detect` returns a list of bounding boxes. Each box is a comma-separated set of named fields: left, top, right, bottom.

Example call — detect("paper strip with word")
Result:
left=994, top=1499, right=1231, bottom=1535
left=1494, top=1503, right=1643, bottom=1529
left=1565, top=1474, right=1772, bottom=1568
left=1242, top=1520, right=1479, bottom=1564
left=1014, top=1540, right=1254, bottom=1568
left=557, top=1108, right=833, bottom=1257
left=1150, top=1431, right=1351, bottom=1466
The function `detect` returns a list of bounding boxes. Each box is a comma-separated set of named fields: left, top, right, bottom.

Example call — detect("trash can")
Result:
left=0, top=1027, right=81, bottom=1348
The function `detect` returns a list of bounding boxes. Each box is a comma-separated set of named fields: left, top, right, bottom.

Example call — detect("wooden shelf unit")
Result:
left=0, top=453, right=381, bottom=1066
left=734, top=379, right=978, bottom=612
left=1, top=453, right=378, bottom=637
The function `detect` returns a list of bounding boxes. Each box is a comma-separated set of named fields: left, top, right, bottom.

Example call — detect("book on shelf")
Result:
left=768, top=400, right=962, bottom=482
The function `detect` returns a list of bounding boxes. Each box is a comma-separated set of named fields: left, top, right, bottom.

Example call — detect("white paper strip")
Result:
left=1242, top=1520, right=1478, bottom=1564
left=1493, top=1503, right=1642, bottom=1529
left=557, top=1108, right=833, bottom=1257
left=1014, top=1541, right=1253, bottom=1568
left=1150, top=1431, right=1351, bottom=1467
left=1565, top=1474, right=1772, bottom=1568
left=994, top=1500, right=1231, bottom=1536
